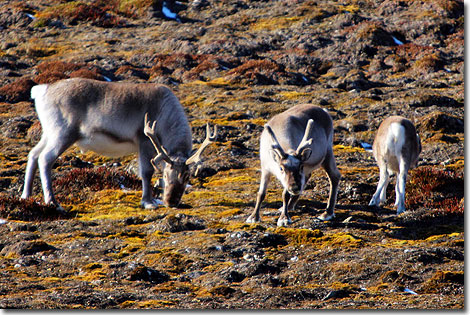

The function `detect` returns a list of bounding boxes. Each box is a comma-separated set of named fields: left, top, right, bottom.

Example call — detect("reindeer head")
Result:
left=144, top=114, right=217, bottom=207
left=266, top=119, right=314, bottom=196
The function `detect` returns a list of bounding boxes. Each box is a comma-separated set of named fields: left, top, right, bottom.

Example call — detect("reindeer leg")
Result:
left=37, top=134, right=76, bottom=212
left=139, top=139, right=158, bottom=209
left=369, top=162, right=389, bottom=207
left=277, top=188, right=293, bottom=226
left=318, top=150, right=340, bottom=221
left=247, top=170, right=270, bottom=223
left=395, top=158, right=408, bottom=214
left=21, top=137, right=47, bottom=200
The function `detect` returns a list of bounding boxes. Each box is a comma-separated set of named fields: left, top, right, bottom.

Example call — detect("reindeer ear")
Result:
left=269, top=149, right=282, bottom=163
left=299, top=148, right=312, bottom=162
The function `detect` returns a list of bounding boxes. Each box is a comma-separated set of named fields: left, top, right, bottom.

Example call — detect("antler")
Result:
left=144, top=113, right=173, bottom=166
left=186, top=123, right=217, bottom=165
left=265, top=124, right=286, bottom=159
left=296, top=119, right=314, bottom=155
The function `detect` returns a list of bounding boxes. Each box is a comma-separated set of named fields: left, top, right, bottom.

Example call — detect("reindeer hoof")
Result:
left=55, top=205, right=66, bottom=215
left=317, top=212, right=335, bottom=221
left=246, top=215, right=260, bottom=223
left=396, top=207, right=406, bottom=215
left=141, top=199, right=163, bottom=209
left=277, top=216, right=292, bottom=227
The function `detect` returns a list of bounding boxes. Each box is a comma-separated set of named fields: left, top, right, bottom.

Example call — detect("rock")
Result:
left=409, top=94, right=463, bottom=108
left=418, top=112, right=464, bottom=134
left=127, top=263, right=170, bottom=284
left=1, top=240, right=56, bottom=256
left=257, top=233, right=287, bottom=248
left=154, top=214, right=205, bottom=233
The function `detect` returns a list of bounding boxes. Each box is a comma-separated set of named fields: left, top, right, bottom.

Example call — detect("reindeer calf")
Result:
left=369, top=116, right=421, bottom=214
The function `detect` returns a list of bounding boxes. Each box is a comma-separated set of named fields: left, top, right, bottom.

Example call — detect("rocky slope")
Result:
left=0, top=0, right=464, bottom=309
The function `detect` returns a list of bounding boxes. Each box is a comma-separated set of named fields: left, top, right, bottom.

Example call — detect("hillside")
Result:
left=0, top=0, right=464, bottom=309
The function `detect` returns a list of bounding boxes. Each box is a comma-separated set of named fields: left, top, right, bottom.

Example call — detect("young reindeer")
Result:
left=21, top=78, right=216, bottom=211
left=369, top=116, right=421, bottom=214
left=247, top=104, right=341, bottom=226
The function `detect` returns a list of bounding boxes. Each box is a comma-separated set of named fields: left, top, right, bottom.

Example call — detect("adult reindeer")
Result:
left=247, top=104, right=341, bottom=226
left=21, top=78, right=216, bottom=210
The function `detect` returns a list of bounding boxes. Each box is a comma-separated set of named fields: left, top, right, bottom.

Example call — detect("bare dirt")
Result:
left=0, top=0, right=464, bottom=309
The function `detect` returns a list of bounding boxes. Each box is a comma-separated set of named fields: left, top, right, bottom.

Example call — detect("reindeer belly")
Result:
left=77, top=132, right=138, bottom=157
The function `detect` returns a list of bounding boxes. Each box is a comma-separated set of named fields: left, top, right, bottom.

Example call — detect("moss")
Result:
left=34, top=1, right=126, bottom=28
left=333, top=144, right=365, bottom=153
left=115, top=0, right=154, bottom=18
left=420, top=270, right=464, bottom=294
left=120, top=299, right=177, bottom=308
left=75, top=190, right=154, bottom=222
left=215, top=208, right=243, bottom=219
left=250, top=16, right=302, bottom=31
left=142, top=248, right=192, bottom=274
left=204, top=175, right=255, bottom=188
left=225, top=222, right=266, bottom=232
left=274, top=227, right=323, bottom=245
left=279, top=91, right=311, bottom=100
left=341, top=5, right=360, bottom=14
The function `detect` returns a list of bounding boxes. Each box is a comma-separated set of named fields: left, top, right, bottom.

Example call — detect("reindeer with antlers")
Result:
left=247, top=104, right=341, bottom=226
left=22, top=78, right=216, bottom=210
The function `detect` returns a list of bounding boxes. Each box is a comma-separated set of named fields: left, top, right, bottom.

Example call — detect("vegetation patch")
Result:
left=250, top=16, right=301, bottom=31
left=406, top=167, right=464, bottom=214
left=35, top=61, right=104, bottom=84
left=0, top=194, right=69, bottom=221
left=54, top=166, right=141, bottom=199
left=34, top=1, right=127, bottom=28
left=0, top=77, right=36, bottom=103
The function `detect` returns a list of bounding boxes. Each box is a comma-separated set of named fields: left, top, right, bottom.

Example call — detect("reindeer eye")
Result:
left=280, top=166, right=284, bottom=173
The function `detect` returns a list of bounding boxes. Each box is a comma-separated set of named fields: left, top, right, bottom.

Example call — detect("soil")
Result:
left=0, top=0, right=464, bottom=309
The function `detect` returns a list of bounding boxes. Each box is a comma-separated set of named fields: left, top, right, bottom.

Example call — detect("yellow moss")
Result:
left=121, top=299, right=177, bottom=308
left=189, top=77, right=232, bottom=87
left=202, top=261, right=234, bottom=273
left=328, top=261, right=364, bottom=277
left=141, top=248, right=189, bottom=274
left=251, top=16, right=302, bottom=31
left=366, top=283, right=390, bottom=294
left=330, top=281, right=360, bottom=291
left=75, top=190, right=155, bottom=221
left=205, top=175, right=255, bottom=188
left=208, top=117, right=267, bottom=127
left=224, top=222, right=266, bottom=232
left=444, top=158, right=464, bottom=171
left=154, top=281, right=199, bottom=294
left=279, top=91, right=311, bottom=100
left=150, top=230, right=171, bottom=240
left=74, top=263, right=109, bottom=281
left=215, top=208, right=244, bottom=218
left=341, top=5, right=360, bottom=14
left=184, top=190, right=246, bottom=208
left=333, top=144, right=365, bottom=153
left=274, top=227, right=323, bottom=245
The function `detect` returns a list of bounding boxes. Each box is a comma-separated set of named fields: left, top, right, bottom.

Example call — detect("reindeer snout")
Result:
left=289, top=184, right=301, bottom=195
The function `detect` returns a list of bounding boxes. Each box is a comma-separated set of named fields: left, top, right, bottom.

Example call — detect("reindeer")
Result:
left=21, top=78, right=216, bottom=211
left=369, top=116, right=421, bottom=214
left=247, top=104, right=341, bottom=226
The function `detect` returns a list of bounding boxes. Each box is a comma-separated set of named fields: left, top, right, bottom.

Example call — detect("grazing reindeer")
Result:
left=247, top=104, right=341, bottom=226
left=21, top=78, right=216, bottom=210
left=369, top=116, right=421, bottom=214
